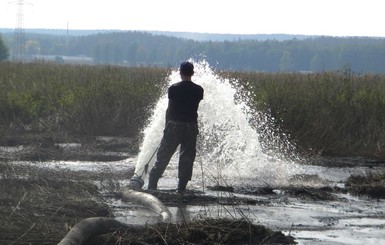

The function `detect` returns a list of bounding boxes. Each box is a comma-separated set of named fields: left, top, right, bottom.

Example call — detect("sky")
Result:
left=1, top=0, right=384, bottom=37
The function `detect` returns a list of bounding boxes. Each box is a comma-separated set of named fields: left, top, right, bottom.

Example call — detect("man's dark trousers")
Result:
left=148, top=121, right=198, bottom=191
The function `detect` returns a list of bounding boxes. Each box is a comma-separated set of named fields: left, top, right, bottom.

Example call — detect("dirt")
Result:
left=0, top=164, right=112, bottom=244
left=0, top=160, right=297, bottom=244
left=86, top=219, right=295, bottom=245
left=0, top=133, right=296, bottom=244
left=346, top=173, right=385, bottom=199
left=0, top=131, right=137, bottom=162
left=1, top=132, right=384, bottom=244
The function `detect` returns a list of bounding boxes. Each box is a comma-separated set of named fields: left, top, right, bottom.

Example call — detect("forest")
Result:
left=1, top=30, right=385, bottom=74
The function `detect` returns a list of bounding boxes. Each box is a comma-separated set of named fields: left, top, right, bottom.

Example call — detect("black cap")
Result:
left=180, top=61, right=194, bottom=76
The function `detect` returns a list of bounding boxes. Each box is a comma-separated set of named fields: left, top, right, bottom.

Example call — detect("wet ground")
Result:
left=29, top=158, right=385, bottom=245
left=1, top=134, right=385, bottom=244
left=112, top=168, right=385, bottom=245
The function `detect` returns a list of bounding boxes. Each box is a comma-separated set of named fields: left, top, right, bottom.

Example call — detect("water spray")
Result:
left=128, top=145, right=159, bottom=189
left=128, top=60, right=301, bottom=190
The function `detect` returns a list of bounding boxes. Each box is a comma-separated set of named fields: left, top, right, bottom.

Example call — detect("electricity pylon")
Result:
left=11, top=0, right=26, bottom=61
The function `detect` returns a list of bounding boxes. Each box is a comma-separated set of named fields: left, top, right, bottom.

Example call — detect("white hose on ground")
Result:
left=58, top=188, right=172, bottom=245
left=57, top=217, right=138, bottom=245
left=121, top=188, right=172, bottom=222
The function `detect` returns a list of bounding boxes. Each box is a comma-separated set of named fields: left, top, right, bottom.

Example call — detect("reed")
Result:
left=1, top=62, right=385, bottom=159
left=230, top=70, right=385, bottom=158
left=0, top=62, right=169, bottom=136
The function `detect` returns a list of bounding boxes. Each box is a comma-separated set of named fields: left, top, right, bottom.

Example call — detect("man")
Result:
left=147, top=61, right=204, bottom=194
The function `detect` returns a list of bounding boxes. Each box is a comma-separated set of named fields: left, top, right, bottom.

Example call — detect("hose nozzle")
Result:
left=128, top=176, right=144, bottom=190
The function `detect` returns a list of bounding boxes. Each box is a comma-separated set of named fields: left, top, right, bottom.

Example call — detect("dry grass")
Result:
left=2, top=62, right=385, bottom=160
left=0, top=161, right=297, bottom=244
left=346, top=173, right=385, bottom=199
left=227, top=70, right=385, bottom=159
left=0, top=62, right=168, bottom=136
left=0, top=162, right=113, bottom=244
left=87, top=218, right=296, bottom=245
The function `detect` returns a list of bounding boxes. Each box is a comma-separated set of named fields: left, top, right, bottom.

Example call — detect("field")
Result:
left=2, top=62, right=385, bottom=159
left=225, top=70, right=385, bottom=159
left=0, top=62, right=168, bottom=138
left=1, top=62, right=385, bottom=243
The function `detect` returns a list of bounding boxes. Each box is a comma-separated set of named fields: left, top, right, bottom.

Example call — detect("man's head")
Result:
left=180, top=61, right=194, bottom=77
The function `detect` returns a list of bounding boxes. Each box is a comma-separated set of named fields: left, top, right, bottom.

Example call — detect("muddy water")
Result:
left=134, top=162, right=385, bottom=245
left=32, top=156, right=384, bottom=245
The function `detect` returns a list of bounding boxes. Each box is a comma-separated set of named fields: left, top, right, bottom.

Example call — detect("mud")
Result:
left=0, top=134, right=295, bottom=244
left=1, top=133, right=384, bottom=244
left=86, top=218, right=295, bottom=245
left=0, top=132, right=136, bottom=162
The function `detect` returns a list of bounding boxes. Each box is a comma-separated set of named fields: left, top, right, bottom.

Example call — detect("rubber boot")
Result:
left=177, top=179, right=188, bottom=194
left=147, top=174, right=159, bottom=191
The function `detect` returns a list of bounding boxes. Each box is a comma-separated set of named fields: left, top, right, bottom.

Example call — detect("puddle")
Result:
left=6, top=157, right=385, bottom=244
left=50, top=157, right=381, bottom=245
left=110, top=187, right=385, bottom=245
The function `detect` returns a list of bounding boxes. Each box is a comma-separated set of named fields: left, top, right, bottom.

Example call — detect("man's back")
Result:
left=167, top=80, right=204, bottom=123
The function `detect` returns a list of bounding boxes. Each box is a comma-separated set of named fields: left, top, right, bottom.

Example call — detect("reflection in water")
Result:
left=174, top=205, right=191, bottom=224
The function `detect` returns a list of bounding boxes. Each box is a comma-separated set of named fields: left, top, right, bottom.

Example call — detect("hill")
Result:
left=0, top=28, right=310, bottom=41
left=1, top=28, right=384, bottom=73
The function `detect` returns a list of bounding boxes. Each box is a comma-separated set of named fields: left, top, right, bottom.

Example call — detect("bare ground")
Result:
left=1, top=132, right=384, bottom=244
left=0, top=132, right=297, bottom=244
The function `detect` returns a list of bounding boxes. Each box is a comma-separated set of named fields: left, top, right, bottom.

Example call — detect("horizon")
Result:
left=1, top=27, right=383, bottom=41
left=0, top=0, right=384, bottom=38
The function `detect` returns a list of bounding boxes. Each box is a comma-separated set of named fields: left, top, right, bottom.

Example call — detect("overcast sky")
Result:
left=1, top=0, right=384, bottom=37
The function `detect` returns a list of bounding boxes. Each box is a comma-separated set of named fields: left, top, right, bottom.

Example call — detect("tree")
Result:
left=280, top=50, right=294, bottom=72
left=25, top=40, right=40, bottom=56
left=0, top=34, right=9, bottom=61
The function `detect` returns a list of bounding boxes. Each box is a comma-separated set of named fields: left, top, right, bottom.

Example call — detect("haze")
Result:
left=1, top=0, right=384, bottom=37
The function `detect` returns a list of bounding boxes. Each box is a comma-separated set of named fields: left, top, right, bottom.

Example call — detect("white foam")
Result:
left=134, top=60, right=302, bottom=186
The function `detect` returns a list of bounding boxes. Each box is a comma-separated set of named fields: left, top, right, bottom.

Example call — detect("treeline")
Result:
left=2, top=31, right=385, bottom=73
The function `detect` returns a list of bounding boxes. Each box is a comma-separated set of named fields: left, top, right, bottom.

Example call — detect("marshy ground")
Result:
left=0, top=133, right=296, bottom=244
left=1, top=133, right=384, bottom=244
